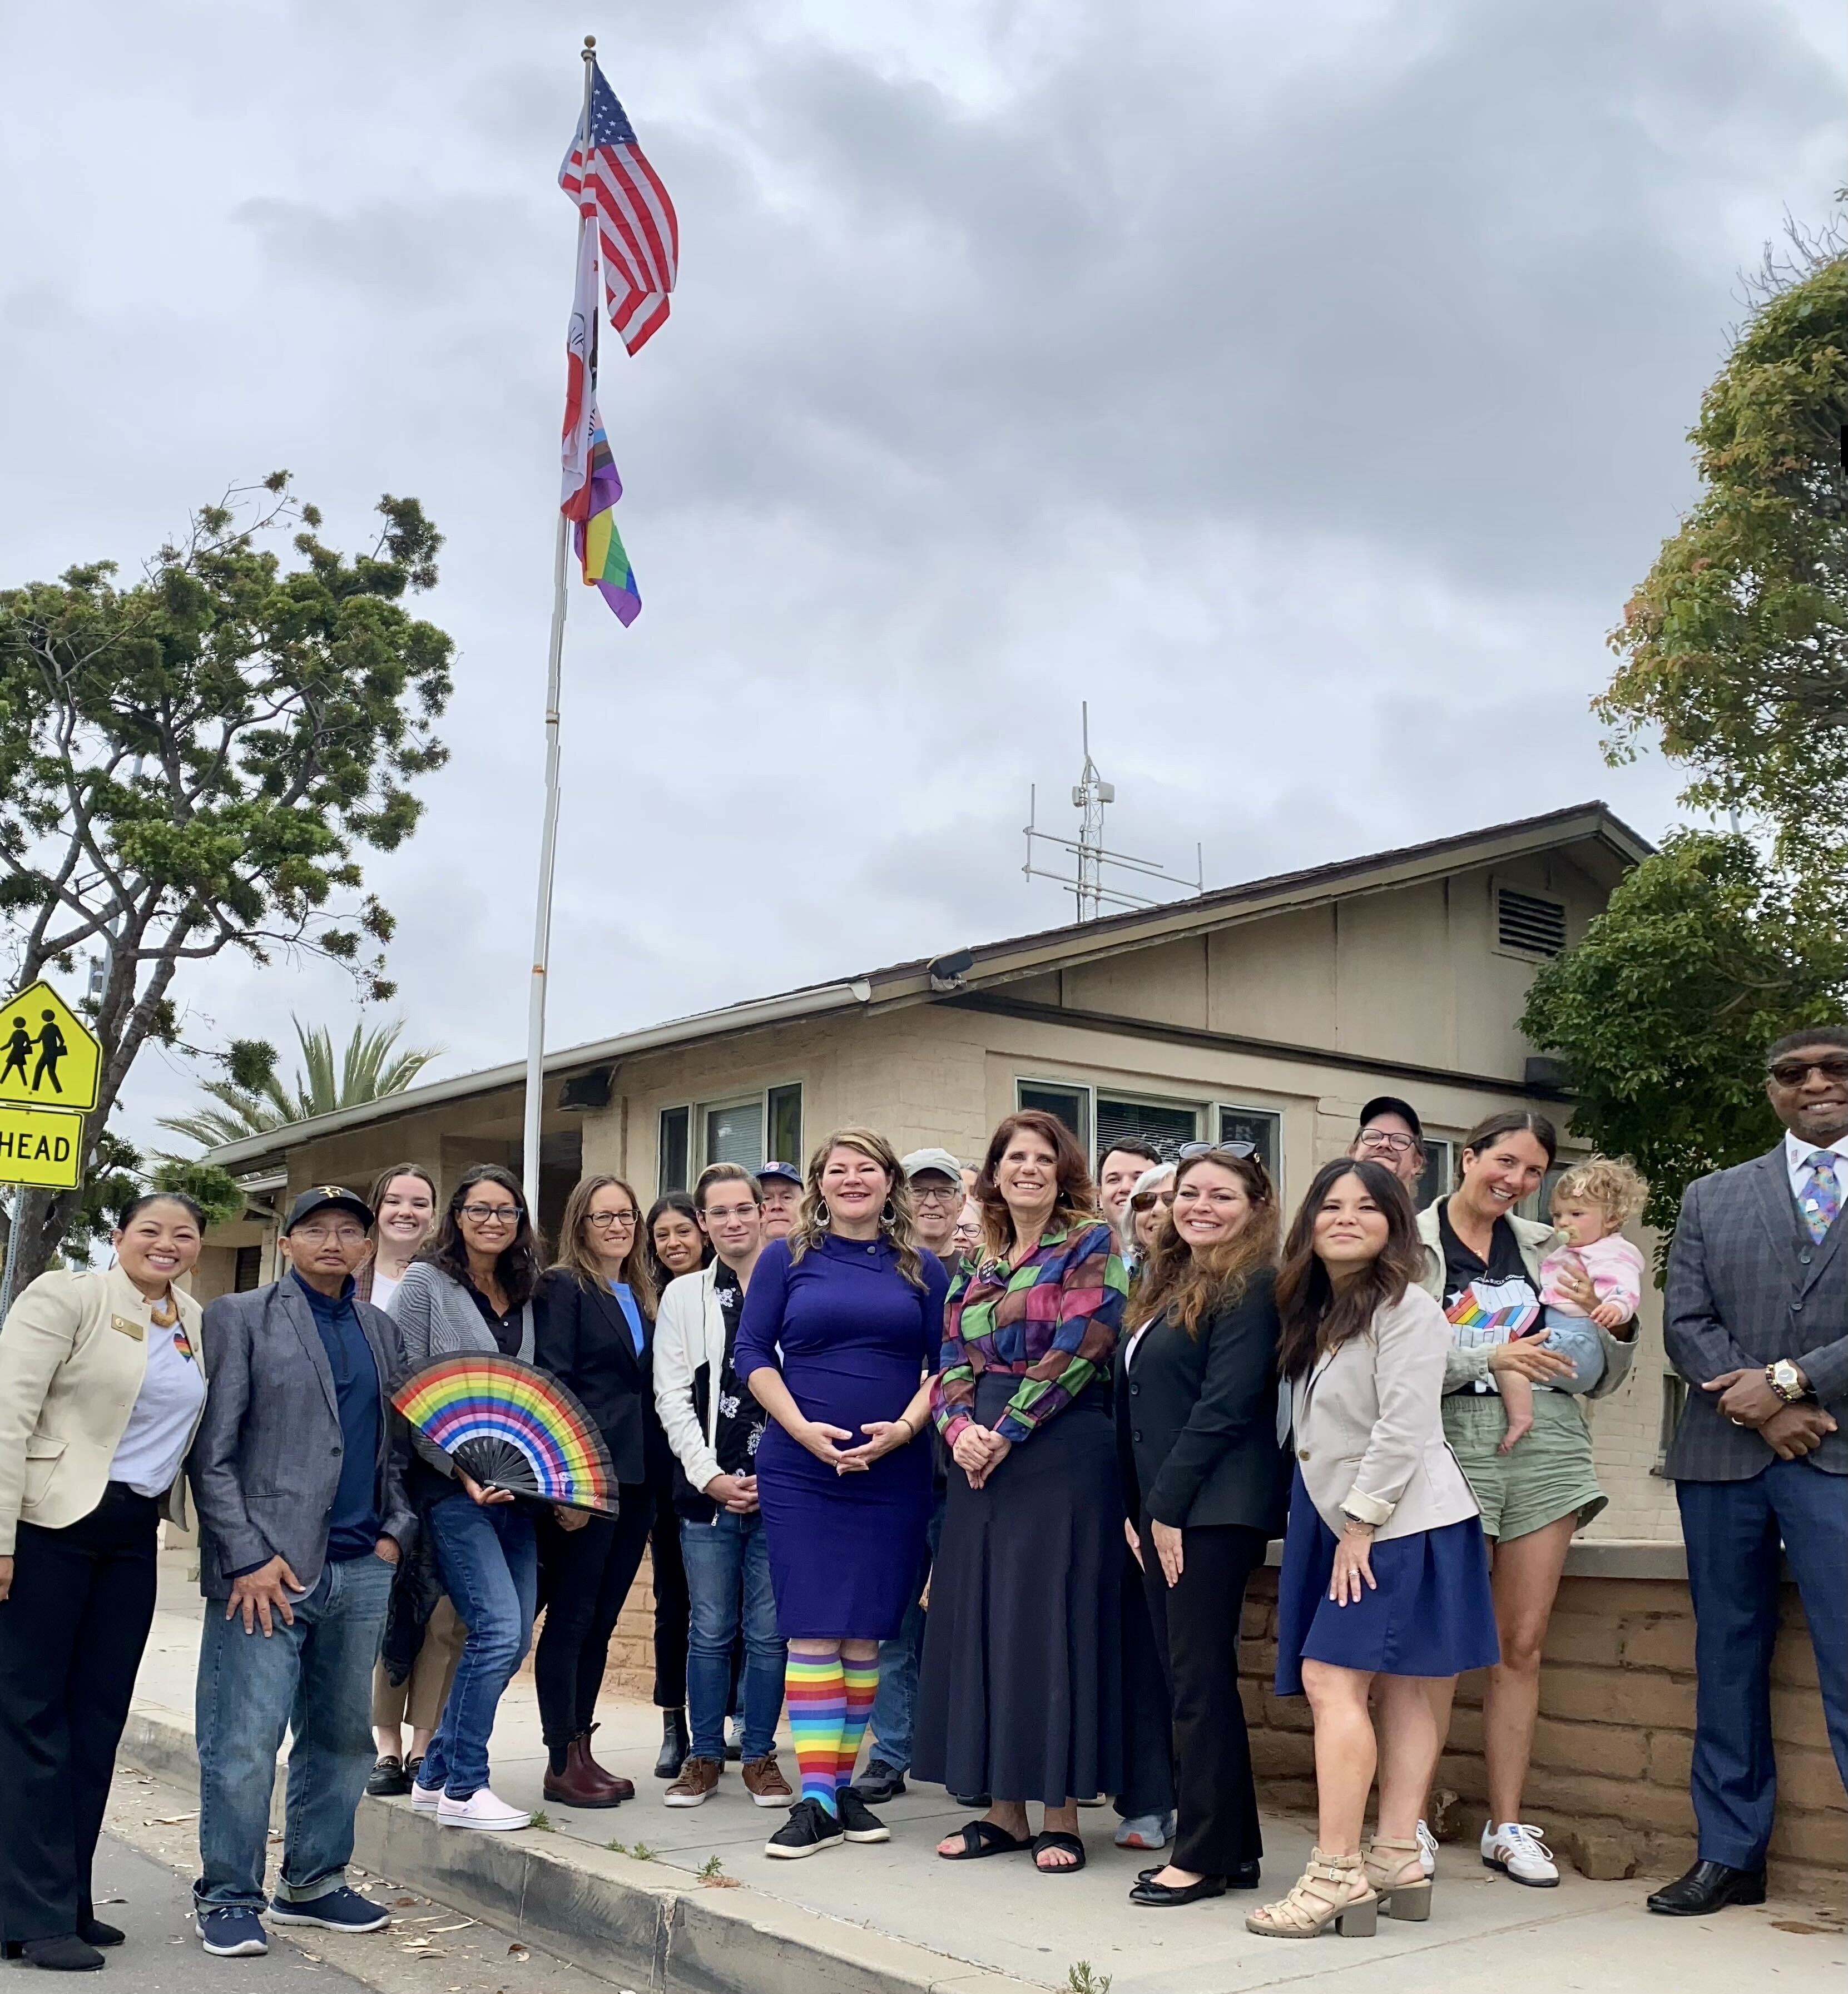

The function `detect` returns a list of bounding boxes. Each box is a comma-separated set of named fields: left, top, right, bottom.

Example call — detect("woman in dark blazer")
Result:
left=532, top=1173, right=661, bottom=1809
left=1117, top=1145, right=1286, bottom=1908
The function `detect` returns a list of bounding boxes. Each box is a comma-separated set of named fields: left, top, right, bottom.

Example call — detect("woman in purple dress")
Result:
left=736, top=1128, right=948, bottom=1861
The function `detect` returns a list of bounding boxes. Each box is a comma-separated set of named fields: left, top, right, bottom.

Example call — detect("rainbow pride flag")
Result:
left=574, top=415, right=641, bottom=626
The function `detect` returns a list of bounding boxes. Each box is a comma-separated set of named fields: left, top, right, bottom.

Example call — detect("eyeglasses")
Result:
left=459, top=1203, right=522, bottom=1224
left=1356, top=1128, right=1418, bottom=1154
left=1130, top=1189, right=1177, bottom=1212
left=911, top=1183, right=962, bottom=1204
left=290, top=1224, right=368, bottom=1246
left=1769, top=1056, right=1848, bottom=1087
left=584, top=1210, right=638, bottom=1230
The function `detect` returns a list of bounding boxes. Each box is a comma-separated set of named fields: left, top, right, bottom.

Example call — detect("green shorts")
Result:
left=1441, top=1389, right=1606, bottom=1542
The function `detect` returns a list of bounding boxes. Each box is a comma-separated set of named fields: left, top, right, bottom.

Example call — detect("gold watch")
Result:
left=1766, top=1360, right=1807, bottom=1405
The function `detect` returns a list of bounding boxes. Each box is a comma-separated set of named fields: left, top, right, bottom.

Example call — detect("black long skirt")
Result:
left=913, top=1375, right=1123, bottom=1807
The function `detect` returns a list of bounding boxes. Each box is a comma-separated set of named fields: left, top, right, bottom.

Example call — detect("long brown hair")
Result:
left=1275, top=1158, right=1423, bottom=1379
left=422, top=1163, right=543, bottom=1309
left=974, top=1109, right=1098, bottom=1258
left=1133, top=1151, right=1280, bottom=1336
left=787, top=1127, right=928, bottom=1291
left=553, top=1173, right=657, bottom=1317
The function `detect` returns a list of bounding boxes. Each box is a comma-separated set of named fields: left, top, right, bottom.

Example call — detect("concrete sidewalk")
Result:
left=130, top=1556, right=1844, bottom=1994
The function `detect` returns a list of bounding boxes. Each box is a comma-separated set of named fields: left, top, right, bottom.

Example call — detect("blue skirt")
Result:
left=1274, top=1470, right=1499, bottom=1692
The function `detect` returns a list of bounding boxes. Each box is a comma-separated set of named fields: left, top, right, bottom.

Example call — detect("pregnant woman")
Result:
left=735, top=1129, right=947, bottom=1860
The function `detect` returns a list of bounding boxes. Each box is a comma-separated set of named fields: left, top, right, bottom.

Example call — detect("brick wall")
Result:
left=1238, top=1551, right=1844, bottom=1897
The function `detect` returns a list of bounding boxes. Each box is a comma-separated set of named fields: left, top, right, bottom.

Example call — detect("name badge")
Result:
left=110, top=1315, right=145, bottom=1342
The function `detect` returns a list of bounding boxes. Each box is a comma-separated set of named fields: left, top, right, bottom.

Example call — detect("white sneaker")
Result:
left=438, top=1787, right=531, bottom=1832
left=409, top=1781, right=442, bottom=1815
left=1481, top=1819, right=1558, bottom=1887
left=1416, top=1819, right=1438, bottom=1879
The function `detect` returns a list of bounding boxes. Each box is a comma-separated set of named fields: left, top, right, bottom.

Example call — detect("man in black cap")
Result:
left=187, top=1187, right=413, bottom=1961
left=1350, top=1095, right=1428, bottom=1197
left=755, top=1160, right=804, bottom=1243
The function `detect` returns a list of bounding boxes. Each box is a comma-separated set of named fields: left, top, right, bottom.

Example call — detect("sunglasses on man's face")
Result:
left=1769, top=1056, right=1848, bottom=1087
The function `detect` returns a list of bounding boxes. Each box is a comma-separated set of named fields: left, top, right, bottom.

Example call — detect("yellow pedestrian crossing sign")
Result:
left=0, top=981, right=101, bottom=1112
left=0, top=1105, right=85, bottom=1189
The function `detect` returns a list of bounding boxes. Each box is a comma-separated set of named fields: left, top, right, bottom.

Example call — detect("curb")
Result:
left=119, top=1703, right=1037, bottom=1994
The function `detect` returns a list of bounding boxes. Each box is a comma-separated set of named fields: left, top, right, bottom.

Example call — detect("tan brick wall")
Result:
left=1237, top=1568, right=1845, bottom=1895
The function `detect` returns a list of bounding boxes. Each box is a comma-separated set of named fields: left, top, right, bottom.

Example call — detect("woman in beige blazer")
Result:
left=1245, top=1159, right=1498, bottom=1944
left=0, top=1192, right=208, bottom=1973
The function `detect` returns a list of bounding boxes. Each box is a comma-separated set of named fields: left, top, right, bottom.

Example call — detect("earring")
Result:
left=880, top=1198, right=897, bottom=1225
left=815, top=1199, right=829, bottom=1227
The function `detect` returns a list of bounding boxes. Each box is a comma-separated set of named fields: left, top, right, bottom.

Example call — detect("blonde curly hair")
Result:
left=786, top=1126, right=929, bottom=1291
left=1550, top=1155, right=1649, bottom=1228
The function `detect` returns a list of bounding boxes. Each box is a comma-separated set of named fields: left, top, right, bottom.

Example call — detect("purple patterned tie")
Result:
left=1800, top=1154, right=1841, bottom=1245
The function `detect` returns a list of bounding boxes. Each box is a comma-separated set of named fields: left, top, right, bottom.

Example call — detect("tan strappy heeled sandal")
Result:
left=1364, top=1836, right=1432, bottom=1921
left=1244, top=1848, right=1378, bottom=1938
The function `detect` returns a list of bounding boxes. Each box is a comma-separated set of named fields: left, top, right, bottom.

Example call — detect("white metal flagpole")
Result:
left=523, top=38, right=599, bottom=1206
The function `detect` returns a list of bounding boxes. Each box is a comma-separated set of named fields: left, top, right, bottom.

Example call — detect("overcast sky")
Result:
left=3, top=1, right=1843, bottom=1148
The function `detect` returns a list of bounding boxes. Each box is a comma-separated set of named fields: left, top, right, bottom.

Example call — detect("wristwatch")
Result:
left=1766, top=1360, right=1808, bottom=1405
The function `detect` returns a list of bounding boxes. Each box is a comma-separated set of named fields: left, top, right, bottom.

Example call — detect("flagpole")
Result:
left=523, top=36, right=598, bottom=1209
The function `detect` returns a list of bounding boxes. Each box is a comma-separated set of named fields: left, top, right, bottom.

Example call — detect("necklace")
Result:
left=148, top=1292, right=179, bottom=1330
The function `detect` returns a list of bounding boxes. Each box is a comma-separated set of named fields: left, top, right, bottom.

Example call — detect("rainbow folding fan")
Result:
left=393, top=1355, right=617, bottom=1514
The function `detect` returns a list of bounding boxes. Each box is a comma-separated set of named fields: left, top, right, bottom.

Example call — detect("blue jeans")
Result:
left=1536, top=1310, right=1606, bottom=1392
left=416, top=1496, right=538, bottom=1800
left=679, top=1511, right=784, bottom=1763
left=867, top=1489, right=942, bottom=1774
left=194, top=1551, right=394, bottom=1911
left=1678, top=1460, right=1848, bottom=1869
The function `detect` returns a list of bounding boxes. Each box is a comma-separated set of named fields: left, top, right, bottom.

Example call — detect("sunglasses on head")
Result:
left=1175, top=1140, right=1260, bottom=1163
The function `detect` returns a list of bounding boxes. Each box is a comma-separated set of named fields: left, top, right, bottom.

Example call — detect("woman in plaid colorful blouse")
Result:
left=914, top=1110, right=1129, bottom=1874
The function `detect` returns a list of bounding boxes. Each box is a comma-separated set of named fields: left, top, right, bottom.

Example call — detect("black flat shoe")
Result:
left=1130, top=1872, right=1227, bottom=1907
left=76, top=1921, right=123, bottom=1948
left=22, top=1936, right=105, bottom=1972
left=1646, top=1861, right=1767, bottom=1916
left=653, top=1709, right=690, bottom=1781
left=1137, top=1858, right=1259, bottom=1888
left=366, top=1754, right=411, bottom=1797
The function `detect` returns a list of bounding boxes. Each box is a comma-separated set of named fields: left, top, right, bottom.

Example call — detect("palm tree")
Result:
left=160, top=1017, right=443, bottom=1149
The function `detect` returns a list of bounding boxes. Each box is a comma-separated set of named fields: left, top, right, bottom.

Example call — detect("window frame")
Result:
left=661, top=1081, right=806, bottom=1186
left=657, top=1104, right=691, bottom=1195
left=1213, top=1102, right=1284, bottom=1193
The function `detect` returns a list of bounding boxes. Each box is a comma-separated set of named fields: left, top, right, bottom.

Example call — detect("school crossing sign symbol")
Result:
left=0, top=981, right=100, bottom=1113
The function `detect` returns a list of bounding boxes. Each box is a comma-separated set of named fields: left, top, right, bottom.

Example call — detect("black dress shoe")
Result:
left=1647, top=1861, right=1767, bottom=1916
left=366, top=1755, right=410, bottom=1798
left=853, top=1763, right=908, bottom=1804
left=1129, top=1872, right=1227, bottom=1908
left=1137, top=1859, right=1260, bottom=1888
left=952, top=1790, right=992, bottom=1808
left=22, top=1936, right=105, bottom=1972
left=76, top=1921, right=123, bottom=1948
left=653, top=1709, right=691, bottom=1781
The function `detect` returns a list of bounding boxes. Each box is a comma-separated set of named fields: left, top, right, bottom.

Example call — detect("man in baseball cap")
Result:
left=900, top=1149, right=965, bottom=1271
left=1350, top=1097, right=1426, bottom=1194
left=755, top=1160, right=803, bottom=1242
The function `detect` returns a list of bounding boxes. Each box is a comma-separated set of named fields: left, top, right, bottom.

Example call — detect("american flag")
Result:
left=559, top=62, right=678, bottom=357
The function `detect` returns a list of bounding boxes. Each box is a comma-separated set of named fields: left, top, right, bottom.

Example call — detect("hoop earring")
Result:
left=880, top=1198, right=897, bottom=1225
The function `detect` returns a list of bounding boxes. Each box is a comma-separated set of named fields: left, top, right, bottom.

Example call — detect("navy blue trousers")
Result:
left=1677, top=1459, right=1847, bottom=1870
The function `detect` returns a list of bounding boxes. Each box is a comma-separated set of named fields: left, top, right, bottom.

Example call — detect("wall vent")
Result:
left=1497, top=886, right=1567, bottom=958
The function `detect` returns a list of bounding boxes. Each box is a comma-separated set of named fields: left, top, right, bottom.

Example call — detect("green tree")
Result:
left=1520, top=831, right=1847, bottom=1253
left=1600, top=216, right=1848, bottom=866
left=0, top=476, right=453, bottom=1285
left=158, top=1015, right=442, bottom=1149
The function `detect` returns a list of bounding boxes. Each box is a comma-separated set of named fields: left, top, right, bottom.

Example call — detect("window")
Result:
left=1656, top=1372, right=1690, bottom=1473
left=1096, top=1095, right=1201, bottom=1164
left=1415, top=1138, right=1455, bottom=1211
left=1218, top=1105, right=1281, bottom=1184
left=767, top=1083, right=803, bottom=1169
left=703, top=1097, right=763, bottom=1171
left=1495, top=884, right=1567, bottom=959
left=1017, top=1080, right=1090, bottom=1152
left=233, top=1244, right=262, bottom=1292
left=658, top=1106, right=690, bottom=1194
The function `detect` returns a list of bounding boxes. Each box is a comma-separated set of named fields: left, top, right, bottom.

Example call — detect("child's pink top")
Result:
left=1539, top=1231, right=1644, bottom=1316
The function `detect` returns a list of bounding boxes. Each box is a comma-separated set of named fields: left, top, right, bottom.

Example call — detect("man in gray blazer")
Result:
left=1651, top=1028, right=1847, bottom=1918
left=189, top=1187, right=415, bottom=1961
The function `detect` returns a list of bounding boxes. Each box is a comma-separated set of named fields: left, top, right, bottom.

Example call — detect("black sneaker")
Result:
left=835, top=1789, right=890, bottom=1844
left=765, top=1797, right=846, bottom=1860
left=366, top=1755, right=410, bottom=1798
left=853, top=1762, right=907, bottom=1804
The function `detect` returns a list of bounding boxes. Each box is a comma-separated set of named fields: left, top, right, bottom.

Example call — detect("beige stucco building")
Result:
left=199, top=800, right=1681, bottom=1540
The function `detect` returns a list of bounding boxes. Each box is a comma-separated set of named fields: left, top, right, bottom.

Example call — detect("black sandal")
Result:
left=939, top=1818, right=1033, bottom=1859
left=1032, top=1830, right=1087, bottom=1874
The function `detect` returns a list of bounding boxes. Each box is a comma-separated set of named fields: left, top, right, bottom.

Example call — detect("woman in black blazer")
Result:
left=1118, top=1144, right=1286, bottom=1908
left=532, top=1174, right=662, bottom=1809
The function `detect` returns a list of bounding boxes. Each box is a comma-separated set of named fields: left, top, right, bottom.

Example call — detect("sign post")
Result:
left=0, top=980, right=103, bottom=1319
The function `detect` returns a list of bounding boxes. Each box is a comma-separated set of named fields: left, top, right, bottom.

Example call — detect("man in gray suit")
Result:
left=189, top=1187, right=415, bottom=1960
left=1651, top=1028, right=1847, bottom=1917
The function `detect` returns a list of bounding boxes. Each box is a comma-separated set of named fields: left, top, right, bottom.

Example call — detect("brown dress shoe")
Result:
left=663, top=1756, right=724, bottom=1807
left=544, top=1734, right=628, bottom=1809
left=742, top=1752, right=794, bottom=1808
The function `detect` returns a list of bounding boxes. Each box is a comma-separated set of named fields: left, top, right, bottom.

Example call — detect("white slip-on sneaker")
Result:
left=438, top=1787, right=531, bottom=1832
left=409, top=1782, right=442, bottom=1815
left=1416, top=1819, right=1438, bottom=1879
left=1480, top=1820, right=1559, bottom=1887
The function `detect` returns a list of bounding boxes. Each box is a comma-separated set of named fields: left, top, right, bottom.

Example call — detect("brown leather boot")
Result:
left=543, top=1734, right=628, bottom=1809
left=581, top=1724, right=635, bottom=1803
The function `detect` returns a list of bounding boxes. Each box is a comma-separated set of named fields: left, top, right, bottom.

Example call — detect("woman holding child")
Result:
left=1415, top=1112, right=1642, bottom=1888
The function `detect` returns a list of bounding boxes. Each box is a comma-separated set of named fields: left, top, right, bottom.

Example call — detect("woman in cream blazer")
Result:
left=0, top=1193, right=209, bottom=1972
left=1246, top=1160, right=1499, bottom=1945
